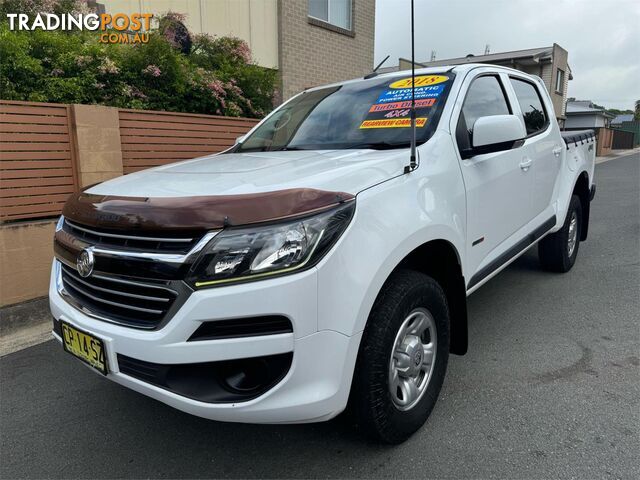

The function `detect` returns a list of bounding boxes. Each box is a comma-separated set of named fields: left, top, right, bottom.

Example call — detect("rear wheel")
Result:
left=538, top=194, right=582, bottom=272
left=350, top=269, right=450, bottom=444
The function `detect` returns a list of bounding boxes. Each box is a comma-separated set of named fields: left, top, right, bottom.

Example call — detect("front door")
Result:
left=454, top=73, right=534, bottom=285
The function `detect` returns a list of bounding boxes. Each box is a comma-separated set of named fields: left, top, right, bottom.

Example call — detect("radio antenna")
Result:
left=408, top=0, right=417, bottom=171
left=364, top=55, right=391, bottom=79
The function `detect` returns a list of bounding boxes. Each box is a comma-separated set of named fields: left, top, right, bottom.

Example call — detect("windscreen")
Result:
left=234, top=73, right=455, bottom=152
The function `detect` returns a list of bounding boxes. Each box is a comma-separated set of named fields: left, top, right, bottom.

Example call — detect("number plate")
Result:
left=60, top=321, right=108, bottom=375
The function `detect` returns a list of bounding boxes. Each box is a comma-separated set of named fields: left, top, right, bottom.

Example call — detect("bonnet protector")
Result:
left=62, top=188, right=355, bottom=233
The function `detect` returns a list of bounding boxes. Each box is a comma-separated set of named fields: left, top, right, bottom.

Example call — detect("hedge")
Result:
left=0, top=4, right=276, bottom=118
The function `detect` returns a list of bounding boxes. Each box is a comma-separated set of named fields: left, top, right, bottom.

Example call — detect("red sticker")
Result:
left=369, top=98, right=436, bottom=113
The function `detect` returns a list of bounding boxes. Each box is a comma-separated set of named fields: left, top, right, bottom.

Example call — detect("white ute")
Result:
left=51, top=64, right=596, bottom=443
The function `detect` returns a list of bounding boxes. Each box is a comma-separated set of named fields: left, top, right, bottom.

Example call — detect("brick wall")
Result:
left=550, top=43, right=569, bottom=121
left=522, top=60, right=565, bottom=122
left=277, top=0, right=375, bottom=101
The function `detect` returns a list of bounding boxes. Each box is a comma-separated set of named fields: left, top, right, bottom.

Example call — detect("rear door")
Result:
left=452, top=72, right=533, bottom=285
left=507, top=76, right=560, bottom=217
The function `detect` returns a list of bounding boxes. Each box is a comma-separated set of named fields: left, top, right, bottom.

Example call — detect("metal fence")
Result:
left=611, top=120, right=640, bottom=147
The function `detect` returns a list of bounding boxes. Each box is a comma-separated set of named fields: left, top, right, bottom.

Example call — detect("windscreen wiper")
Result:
left=345, top=141, right=409, bottom=150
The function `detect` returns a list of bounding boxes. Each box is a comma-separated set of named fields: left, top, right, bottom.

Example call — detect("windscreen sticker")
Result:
left=382, top=109, right=410, bottom=118
left=359, top=76, right=448, bottom=129
left=369, top=98, right=436, bottom=112
left=360, top=118, right=428, bottom=129
left=388, top=75, right=449, bottom=89
left=376, top=84, right=444, bottom=103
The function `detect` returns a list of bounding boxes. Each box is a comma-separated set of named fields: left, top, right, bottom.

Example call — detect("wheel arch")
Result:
left=380, top=239, right=468, bottom=355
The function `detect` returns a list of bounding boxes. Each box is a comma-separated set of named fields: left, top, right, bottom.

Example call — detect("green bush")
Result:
left=0, top=7, right=276, bottom=117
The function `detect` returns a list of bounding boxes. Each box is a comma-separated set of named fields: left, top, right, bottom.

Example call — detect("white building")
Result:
left=564, top=101, right=615, bottom=129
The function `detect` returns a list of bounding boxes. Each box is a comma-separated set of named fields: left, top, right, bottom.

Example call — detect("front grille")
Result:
left=63, top=219, right=200, bottom=254
left=60, top=263, right=180, bottom=329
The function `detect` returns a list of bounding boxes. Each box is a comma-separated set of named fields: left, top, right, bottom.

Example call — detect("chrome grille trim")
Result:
left=61, top=269, right=171, bottom=303
left=56, top=261, right=188, bottom=330
left=62, top=276, right=165, bottom=314
left=54, top=216, right=215, bottom=329
left=87, top=273, right=176, bottom=294
left=55, top=226, right=218, bottom=264
left=65, top=219, right=195, bottom=243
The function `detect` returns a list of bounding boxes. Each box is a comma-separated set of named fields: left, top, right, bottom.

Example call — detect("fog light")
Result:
left=117, top=352, right=293, bottom=403
left=222, top=358, right=271, bottom=393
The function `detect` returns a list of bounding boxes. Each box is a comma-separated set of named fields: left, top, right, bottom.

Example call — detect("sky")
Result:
left=375, top=0, right=640, bottom=110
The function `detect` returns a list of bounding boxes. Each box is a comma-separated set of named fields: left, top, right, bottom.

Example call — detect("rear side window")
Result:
left=456, top=75, right=510, bottom=152
left=510, top=78, right=548, bottom=136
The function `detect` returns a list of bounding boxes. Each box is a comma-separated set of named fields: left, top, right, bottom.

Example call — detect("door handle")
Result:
left=552, top=146, right=563, bottom=157
left=519, top=157, right=533, bottom=171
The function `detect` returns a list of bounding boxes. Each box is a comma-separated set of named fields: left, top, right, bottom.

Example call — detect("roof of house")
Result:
left=412, top=46, right=553, bottom=68
left=382, top=44, right=573, bottom=78
left=566, top=102, right=616, bottom=118
left=569, top=100, right=593, bottom=108
left=612, top=114, right=634, bottom=124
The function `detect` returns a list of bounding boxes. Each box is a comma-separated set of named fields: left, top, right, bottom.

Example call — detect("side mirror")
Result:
left=463, top=115, right=526, bottom=158
left=235, top=135, right=246, bottom=145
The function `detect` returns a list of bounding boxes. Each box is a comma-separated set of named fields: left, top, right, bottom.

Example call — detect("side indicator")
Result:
left=472, top=237, right=485, bottom=246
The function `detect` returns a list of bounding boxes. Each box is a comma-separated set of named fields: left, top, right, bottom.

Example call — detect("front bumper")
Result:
left=49, top=260, right=361, bottom=423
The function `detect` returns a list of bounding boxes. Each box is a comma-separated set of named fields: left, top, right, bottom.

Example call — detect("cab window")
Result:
left=456, top=75, right=511, bottom=153
left=509, top=77, right=549, bottom=136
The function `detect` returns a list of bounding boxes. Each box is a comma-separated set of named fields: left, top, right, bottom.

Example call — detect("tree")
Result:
left=635, top=100, right=640, bottom=121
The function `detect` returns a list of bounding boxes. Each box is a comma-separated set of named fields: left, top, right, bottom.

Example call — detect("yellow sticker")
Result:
left=359, top=118, right=428, bottom=129
left=388, top=75, right=449, bottom=89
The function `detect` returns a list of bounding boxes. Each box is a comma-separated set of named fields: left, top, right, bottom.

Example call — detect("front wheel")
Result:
left=350, top=270, right=450, bottom=444
left=538, top=194, right=582, bottom=272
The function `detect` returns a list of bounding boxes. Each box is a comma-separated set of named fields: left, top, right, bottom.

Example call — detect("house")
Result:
left=388, top=44, right=572, bottom=126
left=100, top=0, right=375, bottom=103
left=564, top=100, right=615, bottom=129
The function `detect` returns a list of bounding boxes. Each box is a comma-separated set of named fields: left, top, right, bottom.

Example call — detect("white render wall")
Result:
left=105, top=0, right=279, bottom=68
left=564, top=114, right=605, bottom=129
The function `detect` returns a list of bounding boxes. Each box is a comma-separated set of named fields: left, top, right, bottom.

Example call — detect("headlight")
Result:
left=187, top=201, right=355, bottom=288
left=55, top=215, right=65, bottom=232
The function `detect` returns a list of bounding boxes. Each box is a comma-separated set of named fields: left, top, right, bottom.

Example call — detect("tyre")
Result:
left=351, top=269, right=450, bottom=444
left=538, top=194, right=582, bottom=273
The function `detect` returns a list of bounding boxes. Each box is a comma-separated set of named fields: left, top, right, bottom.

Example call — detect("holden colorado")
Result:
left=51, top=65, right=596, bottom=443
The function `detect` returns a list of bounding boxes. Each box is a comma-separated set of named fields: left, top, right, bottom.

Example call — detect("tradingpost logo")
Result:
left=5, top=12, right=153, bottom=44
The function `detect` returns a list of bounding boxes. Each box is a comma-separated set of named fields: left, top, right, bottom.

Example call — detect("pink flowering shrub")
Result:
left=142, top=65, right=162, bottom=77
left=0, top=5, right=276, bottom=117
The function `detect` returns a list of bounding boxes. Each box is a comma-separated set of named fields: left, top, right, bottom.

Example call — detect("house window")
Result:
left=309, top=0, right=352, bottom=31
left=555, top=68, right=565, bottom=94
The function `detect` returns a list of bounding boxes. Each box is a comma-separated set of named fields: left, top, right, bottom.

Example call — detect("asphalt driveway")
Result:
left=1, top=152, right=638, bottom=479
